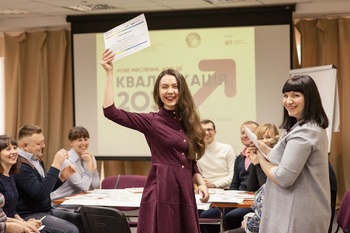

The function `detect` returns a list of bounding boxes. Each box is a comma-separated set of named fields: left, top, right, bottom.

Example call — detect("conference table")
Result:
left=57, top=188, right=254, bottom=231
left=198, top=189, right=254, bottom=231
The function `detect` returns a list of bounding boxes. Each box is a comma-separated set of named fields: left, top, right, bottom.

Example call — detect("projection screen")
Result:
left=70, top=7, right=293, bottom=159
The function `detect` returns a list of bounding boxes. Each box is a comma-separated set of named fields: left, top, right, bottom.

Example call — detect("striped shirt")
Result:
left=0, top=193, right=8, bottom=233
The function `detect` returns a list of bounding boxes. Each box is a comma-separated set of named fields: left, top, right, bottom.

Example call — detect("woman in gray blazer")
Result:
left=255, top=75, right=330, bottom=233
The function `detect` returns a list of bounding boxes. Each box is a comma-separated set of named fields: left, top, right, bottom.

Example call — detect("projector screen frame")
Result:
left=67, top=5, right=295, bottom=161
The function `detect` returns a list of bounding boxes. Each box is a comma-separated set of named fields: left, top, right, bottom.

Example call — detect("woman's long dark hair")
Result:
left=153, top=69, right=206, bottom=160
left=281, top=75, right=329, bottom=131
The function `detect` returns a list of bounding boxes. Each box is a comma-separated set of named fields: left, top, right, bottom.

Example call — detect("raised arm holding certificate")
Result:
left=103, top=13, right=150, bottom=61
left=244, top=126, right=269, bottom=161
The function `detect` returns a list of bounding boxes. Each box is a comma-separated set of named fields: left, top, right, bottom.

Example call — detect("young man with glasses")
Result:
left=197, top=119, right=235, bottom=189
left=198, top=119, right=236, bottom=233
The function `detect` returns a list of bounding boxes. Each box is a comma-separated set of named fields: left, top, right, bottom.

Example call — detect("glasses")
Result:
left=204, top=128, right=215, bottom=133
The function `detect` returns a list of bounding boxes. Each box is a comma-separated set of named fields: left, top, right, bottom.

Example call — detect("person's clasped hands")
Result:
left=26, top=218, right=41, bottom=228
left=81, top=151, right=96, bottom=172
left=246, top=146, right=259, bottom=165
left=25, top=218, right=42, bottom=233
left=6, top=217, right=42, bottom=233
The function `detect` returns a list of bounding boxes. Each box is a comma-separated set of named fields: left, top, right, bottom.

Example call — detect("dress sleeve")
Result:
left=103, top=104, right=153, bottom=133
left=273, top=126, right=321, bottom=188
left=247, top=165, right=259, bottom=192
left=247, top=164, right=267, bottom=191
left=91, top=166, right=101, bottom=189
left=192, top=160, right=200, bottom=175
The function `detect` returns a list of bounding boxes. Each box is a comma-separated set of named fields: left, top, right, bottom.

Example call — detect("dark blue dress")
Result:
left=0, top=174, right=18, bottom=218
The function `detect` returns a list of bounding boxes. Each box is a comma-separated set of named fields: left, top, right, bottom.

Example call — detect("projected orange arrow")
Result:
left=193, top=59, right=236, bottom=106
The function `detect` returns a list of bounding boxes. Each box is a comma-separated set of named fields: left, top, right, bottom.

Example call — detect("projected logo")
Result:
left=186, top=32, right=201, bottom=48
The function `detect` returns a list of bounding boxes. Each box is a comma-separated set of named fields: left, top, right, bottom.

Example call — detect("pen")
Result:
left=40, top=216, right=46, bottom=221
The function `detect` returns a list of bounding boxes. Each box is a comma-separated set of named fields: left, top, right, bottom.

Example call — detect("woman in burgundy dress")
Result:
left=100, top=49, right=209, bottom=233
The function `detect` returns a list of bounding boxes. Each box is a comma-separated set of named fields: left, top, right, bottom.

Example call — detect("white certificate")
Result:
left=103, top=13, right=150, bottom=61
left=245, top=126, right=269, bottom=161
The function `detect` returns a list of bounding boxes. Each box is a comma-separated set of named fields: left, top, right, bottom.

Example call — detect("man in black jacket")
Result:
left=14, top=124, right=80, bottom=233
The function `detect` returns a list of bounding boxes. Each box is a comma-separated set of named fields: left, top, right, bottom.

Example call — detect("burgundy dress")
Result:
left=103, top=104, right=201, bottom=233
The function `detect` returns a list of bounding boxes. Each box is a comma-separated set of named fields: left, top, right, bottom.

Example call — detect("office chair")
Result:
left=334, top=188, right=350, bottom=233
left=80, top=205, right=132, bottom=233
left=101, top=175, right=147, bottom=227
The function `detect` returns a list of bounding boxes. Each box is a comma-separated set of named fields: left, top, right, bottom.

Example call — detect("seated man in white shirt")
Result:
left=197, top=119, right=235, bottom=189
left=198, top=119, right=235, bottom=233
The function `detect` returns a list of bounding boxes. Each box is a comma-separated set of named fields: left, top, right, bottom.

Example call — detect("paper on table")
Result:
left=244, top=126, right=269, bottom=161
left=125, top=187, right=144, bottom=193
left=196, top=193, right=211, bottom=210
left=61, top=189, right=142, bottom=207
left=223, top=190, right=255, bottom=200
left=103, top=13, right=150, bottom=61
left=208, top=192, right=244, bottom=203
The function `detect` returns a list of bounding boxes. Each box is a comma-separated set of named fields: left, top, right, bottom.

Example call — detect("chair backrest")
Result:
left=101, top=175, right=147, bottom=189
left=101, top=176, right=119, bottom=189
left=101, top=175, right=147, bottom=212
left=336, top=188, right=350, bottom=232
left=80, top=205, right=132, bottom=233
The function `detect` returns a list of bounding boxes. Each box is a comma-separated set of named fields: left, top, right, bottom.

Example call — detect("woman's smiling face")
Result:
left=283, top=91, right=305, bottom=120
left=159, top=74, right=179, bottom=110
left=1, top=143, right=18, bottom=168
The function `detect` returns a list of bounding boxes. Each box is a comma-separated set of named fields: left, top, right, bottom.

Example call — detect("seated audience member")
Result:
left=0, top=135, right=41, bottom=233
left=197, top=119, right=235, bottom=233
left=51, top=126, right=100, bottom=201
left=197, top=119, right=235, bottom=189
left=222, top=123, right=280, bottom=233
left=14, top=124, right=80, bottom=233
left=200, top=121, right=259, bottom=232
left=245, top=124, right=279, bottom=192
left=0, top=192, right=39, bottom=233
left=223, top=121, right=259, bottom=230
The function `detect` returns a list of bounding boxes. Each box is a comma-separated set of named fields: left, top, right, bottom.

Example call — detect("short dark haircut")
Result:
left=201, top=119, right=216, bottom=130
left=68, top=126, right=90, bottom=141
left=0, top=135, right=20, bottom=175
left=17, top=124, right=43, bottom=141
left=281, top=75, right=329, bottom=131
